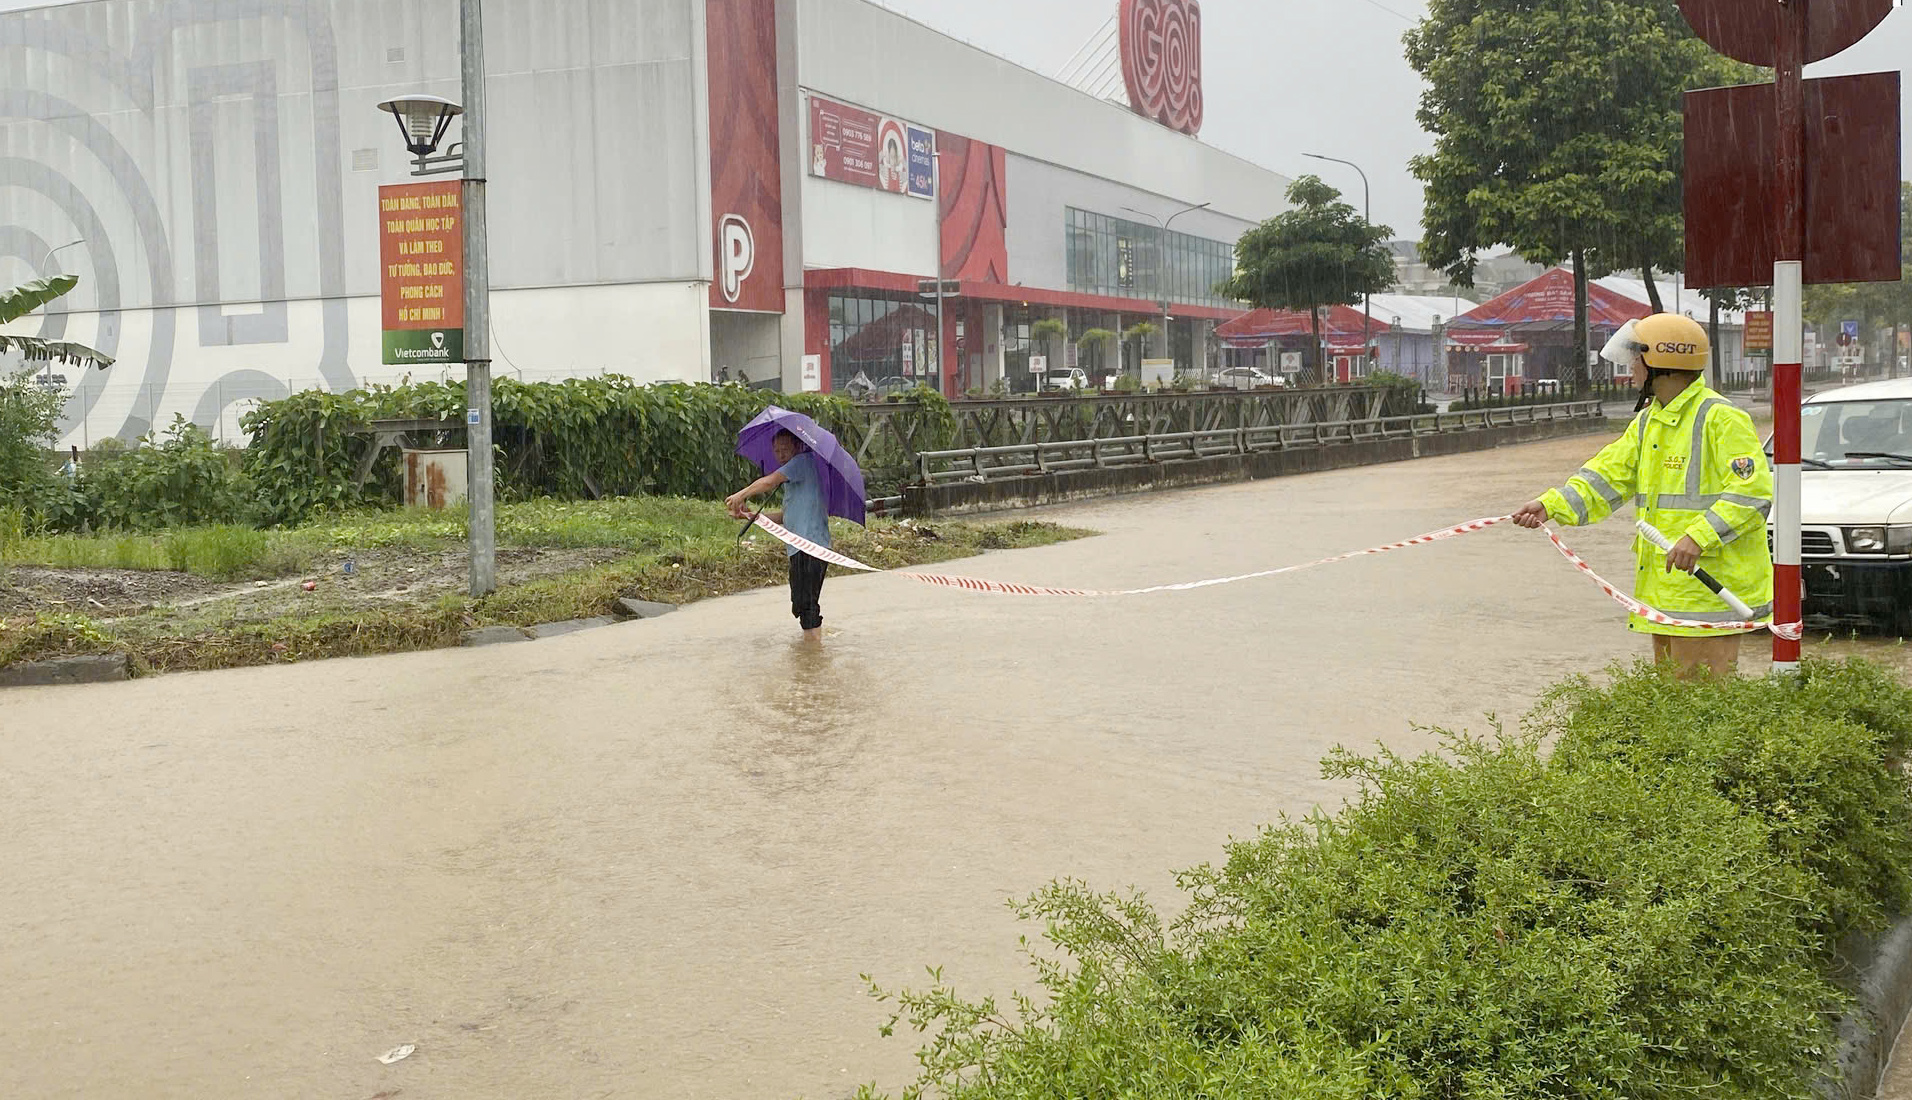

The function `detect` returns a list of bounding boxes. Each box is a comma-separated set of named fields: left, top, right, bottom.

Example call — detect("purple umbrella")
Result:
left=736, top=406, right=867, bottom=526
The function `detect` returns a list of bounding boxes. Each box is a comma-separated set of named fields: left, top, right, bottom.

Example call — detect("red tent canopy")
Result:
left=1451, top=266, right=1651, bottom=330
left=1217, top=305, right=1378, bottom=349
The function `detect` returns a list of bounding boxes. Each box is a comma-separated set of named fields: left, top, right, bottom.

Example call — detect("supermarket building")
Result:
left=0, top=0, right=1292, bottom=444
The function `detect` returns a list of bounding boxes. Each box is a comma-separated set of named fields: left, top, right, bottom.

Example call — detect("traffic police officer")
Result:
left=1513, top=313, right=1774, bottom=678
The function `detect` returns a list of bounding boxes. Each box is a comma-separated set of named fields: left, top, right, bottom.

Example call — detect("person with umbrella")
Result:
left=725, top=407, right=867, bottom=642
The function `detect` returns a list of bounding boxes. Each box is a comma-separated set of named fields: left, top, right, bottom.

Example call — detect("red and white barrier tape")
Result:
left=749, top=514, right=1805, bottom=639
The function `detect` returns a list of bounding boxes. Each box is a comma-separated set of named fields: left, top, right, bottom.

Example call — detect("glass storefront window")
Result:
left=827, top=292, right=941, bottom=397
left=1065, top=208, right=1239, bottom=308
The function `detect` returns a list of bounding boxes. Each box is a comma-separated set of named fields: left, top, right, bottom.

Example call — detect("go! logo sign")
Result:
left=719, top=215, right=756, bottom=304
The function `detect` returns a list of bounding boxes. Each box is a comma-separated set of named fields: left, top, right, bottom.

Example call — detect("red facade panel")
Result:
left=706, top=0, right=786, bottom=313
left=936, top=132, right=1009, bottom=285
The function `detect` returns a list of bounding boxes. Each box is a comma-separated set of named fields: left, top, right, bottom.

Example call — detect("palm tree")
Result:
left=0, top=275, right=115, bottom=369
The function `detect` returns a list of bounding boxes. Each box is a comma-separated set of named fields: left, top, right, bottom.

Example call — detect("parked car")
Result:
left=1210, top=367, right=1284, bottom=389
left=1042, top=367, right=1091, bottom=392
left=1767, top=378, right=1912, bottom=635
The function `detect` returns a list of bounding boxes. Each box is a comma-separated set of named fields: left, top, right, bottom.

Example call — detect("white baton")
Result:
left=1635, top=520, right=1761, bottom=621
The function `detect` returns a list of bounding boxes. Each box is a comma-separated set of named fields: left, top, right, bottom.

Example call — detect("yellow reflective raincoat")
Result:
left=1538, top=381, right=1774, bottom=636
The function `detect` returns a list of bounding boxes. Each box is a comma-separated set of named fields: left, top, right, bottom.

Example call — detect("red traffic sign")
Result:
left=1684, top=71, right=1903, bottom=288
left=1678, top=0, right=1894, bottom=66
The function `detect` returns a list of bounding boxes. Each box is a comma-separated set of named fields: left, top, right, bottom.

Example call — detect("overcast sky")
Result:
left=870, top=0, right=1912, bottom=241
left=2, top=0, right=1907, bottom=241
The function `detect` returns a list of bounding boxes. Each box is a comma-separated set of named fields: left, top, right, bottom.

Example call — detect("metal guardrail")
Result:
left=915, top=401, right=1605, bottom=485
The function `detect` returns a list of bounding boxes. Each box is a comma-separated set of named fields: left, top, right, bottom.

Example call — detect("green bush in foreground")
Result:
left=856, top=661, right=1912, bottom=1100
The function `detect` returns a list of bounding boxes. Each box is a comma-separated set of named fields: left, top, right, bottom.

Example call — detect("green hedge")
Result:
left=856, top=660, right=1912, bottom=1100
left=241, top=377, right=855, bottom=525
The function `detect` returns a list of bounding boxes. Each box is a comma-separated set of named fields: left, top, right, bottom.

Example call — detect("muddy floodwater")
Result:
left=3, top=432, right=1904, bottom=1100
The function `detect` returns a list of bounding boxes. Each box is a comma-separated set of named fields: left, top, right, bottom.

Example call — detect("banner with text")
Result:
left=379, top=181, right=465, bottom=365
left=807, top=94, right=934, bottom=200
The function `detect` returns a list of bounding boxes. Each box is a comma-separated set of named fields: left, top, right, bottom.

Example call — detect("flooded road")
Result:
left=3, top=431, right=1904, bottom=1100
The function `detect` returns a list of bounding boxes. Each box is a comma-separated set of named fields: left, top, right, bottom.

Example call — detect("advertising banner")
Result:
left=379, top=181, right=465, bottom=365
left=808, top=95, right=934, bottom=199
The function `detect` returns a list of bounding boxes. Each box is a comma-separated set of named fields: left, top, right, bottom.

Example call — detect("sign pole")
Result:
left=932, top=150, right=945, bottom=397
left=1770, top=0, right=1806, bottom=672
left=460, top=0, right=495, bottom=597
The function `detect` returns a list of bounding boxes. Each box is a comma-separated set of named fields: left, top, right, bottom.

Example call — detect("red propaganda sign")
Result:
left=1744, top=311, right=1774, bottom=352
left=378, top=180, right=464, bottom=365
left=1677, top=0, right=1893, bottom=66
left=1120, top=0, right=1203, bottom=136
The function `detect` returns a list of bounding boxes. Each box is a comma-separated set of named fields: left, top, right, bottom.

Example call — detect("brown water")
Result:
left=3, top=433, right=1903, bottom=1100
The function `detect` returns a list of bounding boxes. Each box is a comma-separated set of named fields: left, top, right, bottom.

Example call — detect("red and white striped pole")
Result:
left=1771, top=1, right=1807, bottom=673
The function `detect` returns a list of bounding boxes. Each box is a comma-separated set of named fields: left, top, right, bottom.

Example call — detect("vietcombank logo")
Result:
left=383, top=329, right=463, bottom=364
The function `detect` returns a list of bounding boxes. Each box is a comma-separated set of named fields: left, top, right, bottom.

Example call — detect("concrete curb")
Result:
left=0, top=653, right=130, bottom=688
left=461, top=625, right=531, bottom=647
left=1827, top=915, right=1912, bottom=1099
left=526, top=616, right=618, bottom=639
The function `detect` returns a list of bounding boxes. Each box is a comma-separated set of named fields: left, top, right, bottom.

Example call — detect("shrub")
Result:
left=82, top=416, right=255, bottom=530
left=0, top=366, right=66, bottom=523
left=1540, top=659, right=1912, bottom=941
left=854, top=662, right=1912, bottom=1100
left=241, top=378, right=859, bottom=525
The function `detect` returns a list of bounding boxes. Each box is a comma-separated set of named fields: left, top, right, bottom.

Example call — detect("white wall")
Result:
left=0, top=0, right=713, bottom=446
left=793, top=0, right=1290, bottom=227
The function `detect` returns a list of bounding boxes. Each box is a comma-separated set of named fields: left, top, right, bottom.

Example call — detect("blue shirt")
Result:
left=778, top=453, right=831, bottom=556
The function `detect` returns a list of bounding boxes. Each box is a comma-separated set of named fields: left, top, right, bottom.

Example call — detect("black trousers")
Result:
left=788, top=552, right=827, bottom=630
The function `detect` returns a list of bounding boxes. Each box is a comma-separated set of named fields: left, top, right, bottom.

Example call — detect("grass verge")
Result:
left=0, top=507, right=1091, bottom=675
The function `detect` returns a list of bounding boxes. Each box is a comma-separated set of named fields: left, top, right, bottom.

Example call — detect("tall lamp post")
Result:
left=1121, top=201, right=1210, bottom=375
left=377, top=0, right=494, bottom=597
left=37, top=238, right=85, bottom=386
left=1303, top=153, right=1373, bottom=366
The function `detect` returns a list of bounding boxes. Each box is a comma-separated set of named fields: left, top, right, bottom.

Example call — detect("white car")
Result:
left=1211, top=367, right=1284, bottom=389
left=1042, top=367, right=1091, bottom=392
left=1770, top=378, right=1912, bottom=636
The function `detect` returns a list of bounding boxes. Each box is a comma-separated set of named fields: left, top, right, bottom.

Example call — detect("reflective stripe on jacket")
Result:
left=1539, top=382, right=1774, bottom=637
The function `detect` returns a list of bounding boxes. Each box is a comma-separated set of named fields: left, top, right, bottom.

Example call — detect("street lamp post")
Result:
left=37, top=238, right=85, bottom=385
left=1121, top=201, right=1210, bottom=376
left=1303, top=153, right=1372, bottom=368
left=376, top=0, right=493, bottom=598
left=40, top=238, right=85, bottom=277
left=459, top=0, right=494, bottom=597
left=933, top=150, right=943, bottom=395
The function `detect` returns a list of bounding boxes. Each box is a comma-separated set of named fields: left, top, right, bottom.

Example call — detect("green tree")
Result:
left=1079, top=327, right=1118, bottom=376
left=1406, top=0, right=1749, bottom=386
left=0, top=365, right=69, bottom=522
left=1121, top=321, right=1157, bottom=377
left=1029, top=317, right=1068, bottom=381
left=0, top=275, right=110, bottom=527
left=1218, top=175, right=1394, bottom=379
left=0, top=275, right=115, bottom=369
